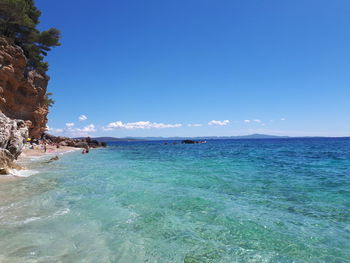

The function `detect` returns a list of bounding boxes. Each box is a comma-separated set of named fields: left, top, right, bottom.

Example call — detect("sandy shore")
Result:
left=18, top=145, right=80, bottom=159
left=0, top=146, right=80, bottom=182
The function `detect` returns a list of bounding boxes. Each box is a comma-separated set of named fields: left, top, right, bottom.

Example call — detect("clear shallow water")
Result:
left=0, top=138, right=350, bottom=263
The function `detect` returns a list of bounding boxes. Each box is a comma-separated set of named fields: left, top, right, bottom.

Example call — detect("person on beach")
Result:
left=82, top=146, right=90, bottom=154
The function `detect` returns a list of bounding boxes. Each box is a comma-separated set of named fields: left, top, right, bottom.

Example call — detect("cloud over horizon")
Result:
left=66, top=124, right=96, bottom=136
left=103, top=121, right=182, bottom=130
left=188, top=123, right=202, bottom=127
left=46, top=125, right=63, bottom=134
left=208, top=120, right=230, bottom=126
left=244, top=119, right=263, bottom=123
left=48, top=123, right=96, bottom=137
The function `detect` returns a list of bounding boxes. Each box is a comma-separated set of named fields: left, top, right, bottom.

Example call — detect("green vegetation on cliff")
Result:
left=0, top=0, right=60, bottom=71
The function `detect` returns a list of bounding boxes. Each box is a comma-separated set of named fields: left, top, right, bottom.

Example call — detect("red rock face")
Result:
left=0, top=38, right=49, bottom=138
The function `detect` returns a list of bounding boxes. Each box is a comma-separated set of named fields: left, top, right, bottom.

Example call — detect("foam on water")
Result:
left=22, top=216, right=41, bottom=224
left=7, top=168, right=39, bottom=177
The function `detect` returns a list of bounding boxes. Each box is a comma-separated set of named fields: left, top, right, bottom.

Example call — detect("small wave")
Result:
left=9, top=208, right=70, bottom=226
left=23, top=217, right=41, bottom=224
left=126, top=212, right=139, bottom=224
left=53, top=208, right=70, bottom=216
left=8, top=169, right=39, bottom=178
left=58, top=149, right=78, bottom=155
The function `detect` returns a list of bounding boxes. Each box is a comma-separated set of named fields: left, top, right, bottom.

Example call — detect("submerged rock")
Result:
left=48, top=155, right=59, bottom=162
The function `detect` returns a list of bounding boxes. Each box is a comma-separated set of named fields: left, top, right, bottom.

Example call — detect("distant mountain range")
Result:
left=92, top=134, right=290, bottom=142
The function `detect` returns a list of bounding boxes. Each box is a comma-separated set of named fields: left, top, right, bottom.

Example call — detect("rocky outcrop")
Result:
left=0, top=37, right=49, bottom=138
left=181, top=140, right=207, bottom=144
left=0, top=112, right=28, bottom=174
left=44, top=134, right=107, bottom=148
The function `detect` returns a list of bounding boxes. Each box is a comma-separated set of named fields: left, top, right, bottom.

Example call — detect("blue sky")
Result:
left=37, top=0, right=350, bottom=137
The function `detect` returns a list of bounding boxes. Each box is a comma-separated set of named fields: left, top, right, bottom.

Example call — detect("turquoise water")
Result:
left=0, top=138, right=350, bottom=263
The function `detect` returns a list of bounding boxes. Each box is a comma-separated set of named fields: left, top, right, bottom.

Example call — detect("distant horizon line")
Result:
left=76, top=133, right=350, bottom=140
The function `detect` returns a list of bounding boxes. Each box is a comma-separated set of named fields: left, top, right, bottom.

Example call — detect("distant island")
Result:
left=77, top=137, right=144, bottom=142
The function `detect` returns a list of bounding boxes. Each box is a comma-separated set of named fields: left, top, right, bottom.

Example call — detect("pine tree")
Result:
left=0, top=0, right=60, bottom=71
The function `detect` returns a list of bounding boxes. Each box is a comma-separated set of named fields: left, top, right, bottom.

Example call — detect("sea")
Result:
left=0, top=138, right=349, bottom=263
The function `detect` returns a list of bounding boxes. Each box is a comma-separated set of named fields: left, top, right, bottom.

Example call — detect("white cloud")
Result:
left=76, top=124, right=96, bottom=133
left=244, top=119, right=263, bottom=124
left=46, top=125, right=63, bottom=134
left=47, top=123, right=96, bottom=137
left=208, top=120, right=230, bottom=126
left=104, top=121, right=182, bottom=130
left=188, top=123, right=202, bottom=127
left=65, top=123, right=96, bottom=136
left=280, top=118, right=286, bottom=121
left=79, top=115, right=88, bottom=121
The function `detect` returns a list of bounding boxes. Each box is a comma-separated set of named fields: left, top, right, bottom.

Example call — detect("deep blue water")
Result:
left=0, top=138, right=349, bottom=262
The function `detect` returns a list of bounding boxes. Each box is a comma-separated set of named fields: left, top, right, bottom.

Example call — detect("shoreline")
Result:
left=0, top=146, right=81, bottom=182
left=19, top=145, right=80, bottom=159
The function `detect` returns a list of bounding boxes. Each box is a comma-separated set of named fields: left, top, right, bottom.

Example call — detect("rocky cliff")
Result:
left=0, top=37, right=49, bottom=139
left=0, top=37, right=49, bottom=174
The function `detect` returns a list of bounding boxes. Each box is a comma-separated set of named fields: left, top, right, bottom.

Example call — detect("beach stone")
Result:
left=0, top=167, right=8, bottom=175
left=0, top=113, right=28, bottom=171
left=0, top=148, right=15, bottom=174
left=0, top=112, right=28, bottom=158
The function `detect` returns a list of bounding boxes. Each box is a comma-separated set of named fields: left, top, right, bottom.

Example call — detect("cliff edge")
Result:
left=0, top=37, right=49, bottom=139
left=0, top=37, right=50, bottom=174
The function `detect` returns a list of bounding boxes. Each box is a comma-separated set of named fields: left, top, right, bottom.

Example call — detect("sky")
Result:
left=36, top=0, right=350, bottom=137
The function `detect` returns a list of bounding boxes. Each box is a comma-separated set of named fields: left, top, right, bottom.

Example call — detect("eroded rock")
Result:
left=0, top=37, right=49, bottom=138
left=0, top=112, right=28, bottom=173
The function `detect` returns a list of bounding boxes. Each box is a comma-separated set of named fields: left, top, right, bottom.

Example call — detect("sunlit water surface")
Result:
left=0, top=138, right=349, bottom=263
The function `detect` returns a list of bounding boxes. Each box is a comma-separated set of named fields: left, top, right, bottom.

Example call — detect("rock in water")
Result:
left=181, top=140, right=199, bottom=144
left=48, top=155, right=59, bottom=162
